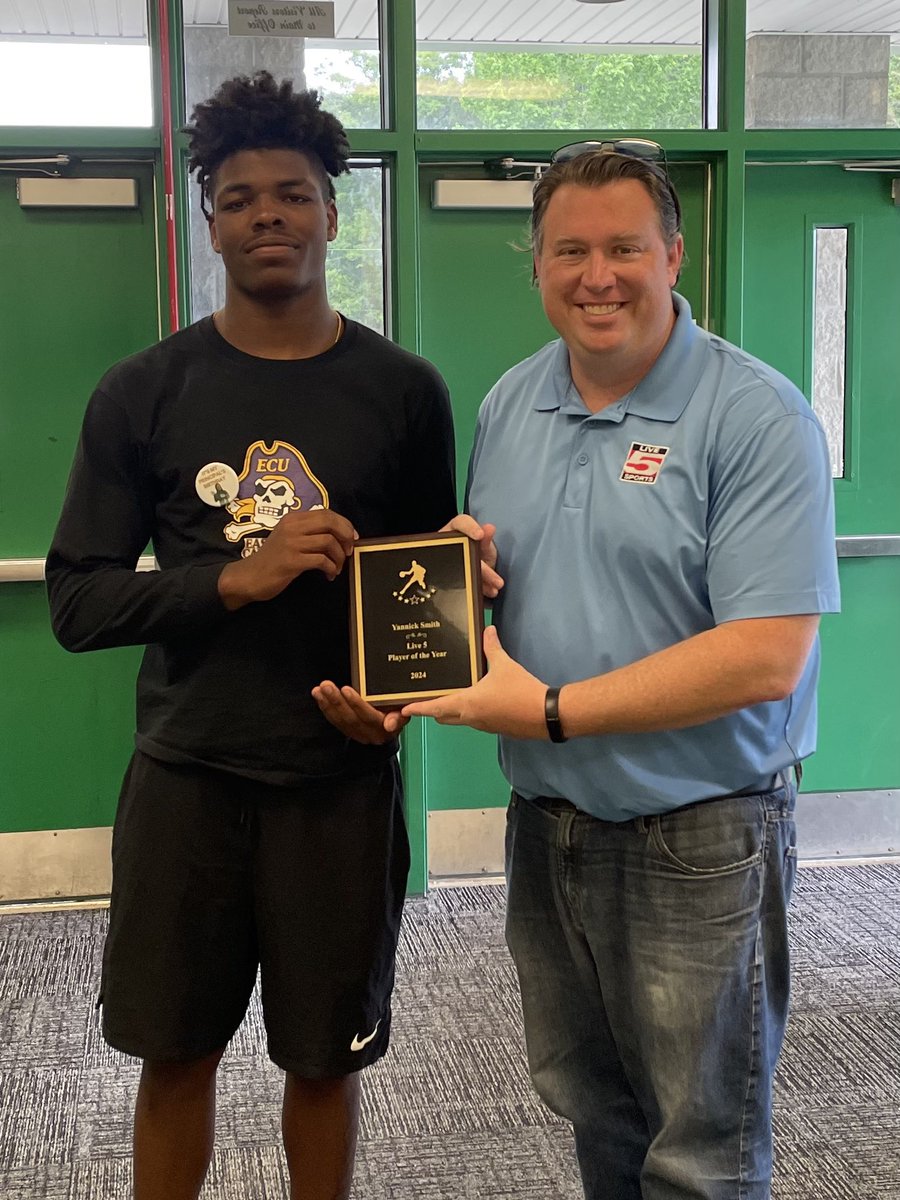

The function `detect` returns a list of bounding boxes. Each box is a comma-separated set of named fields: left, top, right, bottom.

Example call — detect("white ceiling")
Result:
left=2, top=0, right=900, bottom=48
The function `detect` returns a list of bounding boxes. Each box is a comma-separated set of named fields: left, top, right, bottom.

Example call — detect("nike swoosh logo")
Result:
left=350, top=1019, right=381, bottom=1052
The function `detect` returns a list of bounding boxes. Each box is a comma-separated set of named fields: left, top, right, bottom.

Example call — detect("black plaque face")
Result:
left=348, top=531, right=485, bottom=708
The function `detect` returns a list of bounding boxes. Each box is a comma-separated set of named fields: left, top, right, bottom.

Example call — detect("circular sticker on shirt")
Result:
left=195, top=462, right=240, bottom=508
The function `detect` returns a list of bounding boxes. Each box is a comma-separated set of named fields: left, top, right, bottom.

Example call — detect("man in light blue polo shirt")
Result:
left=402, top=147, right=839, bottom=1199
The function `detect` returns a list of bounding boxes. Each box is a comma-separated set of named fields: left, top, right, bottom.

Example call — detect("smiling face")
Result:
left=534, top=179, right=683, bottom=387
left=208, top=147, right=338, bottom=303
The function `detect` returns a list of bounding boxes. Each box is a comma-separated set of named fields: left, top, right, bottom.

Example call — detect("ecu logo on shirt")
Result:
left=620, top=442, right=670, bottom=485
left=219, top=440, right=329, bottom=556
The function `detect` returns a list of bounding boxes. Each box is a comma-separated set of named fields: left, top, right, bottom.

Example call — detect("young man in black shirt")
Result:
left=47, top=72, right=455, bottom=1200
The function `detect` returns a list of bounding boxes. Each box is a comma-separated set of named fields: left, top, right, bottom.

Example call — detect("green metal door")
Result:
left=744, top=165, right=900, bottom=855
left=0, top=160, right=160, bottom=901
left=416, top=163, right=710, bottom=878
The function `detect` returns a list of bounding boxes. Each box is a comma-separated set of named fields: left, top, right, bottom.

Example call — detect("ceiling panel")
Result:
left=747, top=0, right=900, bottom=37
left=0, top=0, right=146, bottom=39
left=2, top=0, right=900, bottom=47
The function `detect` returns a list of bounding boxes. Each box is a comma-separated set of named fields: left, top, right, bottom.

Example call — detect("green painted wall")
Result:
left=744, top=165, right=900, bottom=791
left=816, top=562, right=900, bottom=792
left=0, top=584, right=141, bottom=832
left=0, top=164, right=160, bottom=556
left=0, top=164, right=160, bottom=833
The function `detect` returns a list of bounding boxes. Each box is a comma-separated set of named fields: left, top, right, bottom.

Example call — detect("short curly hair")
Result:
left=185, top=71, right=351, bottom=216
left=532, top=152, right=681, bottom=258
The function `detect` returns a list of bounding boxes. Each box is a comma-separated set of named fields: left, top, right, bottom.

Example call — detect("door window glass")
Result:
left=415, top=0, right=703, bottom=131
left=183, top=1, right=381, bottom=129
left=746, top=1, right=900, bottom=128
left=812, top=227, right=848, bottom=478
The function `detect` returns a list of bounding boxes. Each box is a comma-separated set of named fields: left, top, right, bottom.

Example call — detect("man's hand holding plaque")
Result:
left=312, top=517, right=502, bottom=740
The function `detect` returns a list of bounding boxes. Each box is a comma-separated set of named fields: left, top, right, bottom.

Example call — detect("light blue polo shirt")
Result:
left=466, top=293, right=840, bottom=821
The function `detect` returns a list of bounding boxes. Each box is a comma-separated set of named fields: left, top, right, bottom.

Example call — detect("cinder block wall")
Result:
left=747, top=34, right=890, bottom=128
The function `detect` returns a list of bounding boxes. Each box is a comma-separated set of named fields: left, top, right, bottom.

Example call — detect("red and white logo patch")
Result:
left=620, top=442, right=670, bottom=485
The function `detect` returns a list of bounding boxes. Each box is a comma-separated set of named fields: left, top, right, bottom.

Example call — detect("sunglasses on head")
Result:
left=549, top=139, right=682, bottom=227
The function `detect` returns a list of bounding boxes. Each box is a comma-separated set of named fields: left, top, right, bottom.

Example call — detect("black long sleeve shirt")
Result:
left=46, top=317, right=457, bottom=783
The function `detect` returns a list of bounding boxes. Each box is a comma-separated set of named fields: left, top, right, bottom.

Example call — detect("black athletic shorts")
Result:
left=100, top=749, right=409, bottom=1078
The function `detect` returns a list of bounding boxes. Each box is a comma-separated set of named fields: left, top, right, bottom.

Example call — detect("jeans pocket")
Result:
left=648, top=797, right=765, bottom=877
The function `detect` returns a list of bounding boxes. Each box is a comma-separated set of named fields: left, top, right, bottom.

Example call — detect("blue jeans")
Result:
left=504, top=782, right=797, bottom=1200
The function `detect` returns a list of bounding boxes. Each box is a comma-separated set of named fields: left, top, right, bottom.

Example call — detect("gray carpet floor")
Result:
left=1, top=864, right=899, bottom=1198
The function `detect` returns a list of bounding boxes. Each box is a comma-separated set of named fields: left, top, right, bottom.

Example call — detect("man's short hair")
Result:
left=185, top=71, right=351, bottom=216
left=531, top=152, right=682, bottom=257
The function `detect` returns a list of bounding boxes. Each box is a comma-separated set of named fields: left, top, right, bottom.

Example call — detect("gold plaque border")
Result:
left=349, top=532, right=482, bottom=706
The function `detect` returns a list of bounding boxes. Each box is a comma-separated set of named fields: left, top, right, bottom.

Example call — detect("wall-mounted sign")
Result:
left=17, top=177, right=139, bottom=209
left=228, top=2, right=336, bottom=38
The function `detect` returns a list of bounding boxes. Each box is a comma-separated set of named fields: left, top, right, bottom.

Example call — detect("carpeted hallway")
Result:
left=1, top=864, right=899, bottom=1198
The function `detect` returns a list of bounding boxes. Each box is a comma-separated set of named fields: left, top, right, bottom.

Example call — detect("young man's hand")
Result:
left=312, top=681, right=409, bottom=745
left=218, top=509, right=357, bottom=610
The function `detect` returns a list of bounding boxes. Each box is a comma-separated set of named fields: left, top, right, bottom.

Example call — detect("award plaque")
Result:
left=348, top=531, right=485, bottom=708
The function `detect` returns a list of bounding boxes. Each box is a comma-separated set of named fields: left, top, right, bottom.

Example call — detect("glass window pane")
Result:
left=186, top=161, right=385, bottom=335
left=0, top=6, right=151, bottom=126
left=183, top=1, right=381, bottom=129
left=812, top=227, right=848, bottom=478
left=415, top=0, right=703, bottom=131
left=747, top=1, right=900, bottom=128
left=325, top=165, right=386, bottom=335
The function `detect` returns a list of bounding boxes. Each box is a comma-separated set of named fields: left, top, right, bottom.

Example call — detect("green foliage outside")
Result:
left=316, top=46, right=900, bottom=134
left=313, top=52, right=381, bottom=130
left=888, top=57, right=900, bottom=127
left=414, top=50, right=702, bottom=130
left=317, top=49, right=702, bottom=132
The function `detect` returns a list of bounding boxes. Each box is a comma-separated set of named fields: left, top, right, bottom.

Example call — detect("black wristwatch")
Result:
left=544, top=686, right=568, bottom=743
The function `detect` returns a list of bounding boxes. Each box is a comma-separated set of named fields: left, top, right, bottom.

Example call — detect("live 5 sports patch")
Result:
left=620, top=442, right=670, bottom=485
